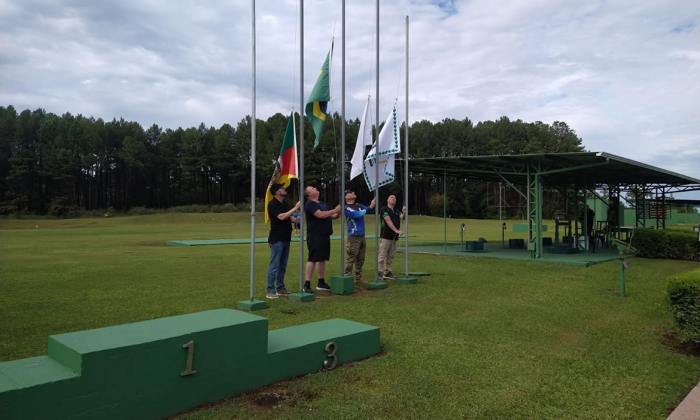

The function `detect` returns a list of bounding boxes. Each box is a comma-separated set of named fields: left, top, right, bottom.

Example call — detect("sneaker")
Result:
left=384, top=272, right=397, bottom=280
left=276, top=288, right=291, bottom=296
left=316, top=282, right=331, bottom=291
left=377, top=273, right=385, bottom=280
left=266, top=292, right=279, bottom=299
left=302, top=284, right=314, bottom=294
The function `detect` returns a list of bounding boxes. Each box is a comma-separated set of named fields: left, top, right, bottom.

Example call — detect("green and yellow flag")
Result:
left=305, top=43, right=332, bottom=150
left=264, top=112, right=298, bottom=224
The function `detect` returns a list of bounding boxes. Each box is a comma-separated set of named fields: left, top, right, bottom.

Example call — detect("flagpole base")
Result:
left=236, top=299, right=267, bottom=311
left=396, top=277, right=417, bottom=284
left=288, top=292, right=315, bottom=303
left=330, top=275, right=354, bottom=295
left=365, top=281, right=389, bottom=290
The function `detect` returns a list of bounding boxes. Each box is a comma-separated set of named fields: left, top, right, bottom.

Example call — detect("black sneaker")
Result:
left=384, top=272, right=397, bottom=280
left=316, top=282, right=331, bottom=291
left=302, top=284, right=314, bottom=294
left=276, top=288, right=291, bottom=296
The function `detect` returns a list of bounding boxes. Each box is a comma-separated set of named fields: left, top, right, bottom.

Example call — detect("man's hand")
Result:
left=396, top=230, right=404, bottom=236
left=370, top=198, right=376, bottom=208
left=294, top=201, right=301, bottom=210
left=334, top=204, right=341, bottom=214
left=402, top=206, right=406, bottom=213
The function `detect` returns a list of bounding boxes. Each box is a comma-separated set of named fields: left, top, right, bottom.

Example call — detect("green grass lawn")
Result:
left=1, top=213, right=699, bottom=419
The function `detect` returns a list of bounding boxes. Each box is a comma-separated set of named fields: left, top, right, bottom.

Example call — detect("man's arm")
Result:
left=313, top=204, right=341, bottom=219
left=313, top=209, right=336, bottom=219
left=277, top=202, right=301, bottom=221
left=383, top=214, right=403, bottom=236
left=345, top=206, right=367, bottom=218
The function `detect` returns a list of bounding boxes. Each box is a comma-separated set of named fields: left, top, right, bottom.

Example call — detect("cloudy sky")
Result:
left=1, top=0, right=698, bottom=191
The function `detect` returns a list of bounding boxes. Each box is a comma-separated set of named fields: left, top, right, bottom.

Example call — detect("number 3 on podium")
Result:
left=323, top=341, right=337, bottom=370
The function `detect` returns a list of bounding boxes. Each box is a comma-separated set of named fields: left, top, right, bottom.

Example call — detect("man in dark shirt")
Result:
left=378, top=194, right=405, bottom=279
left=266, top=184, right=300, bottom=299
left=303, top=185, right=341, bottom=293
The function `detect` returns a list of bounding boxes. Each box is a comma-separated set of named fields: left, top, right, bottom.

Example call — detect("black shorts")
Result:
left=307, top=235, right=331, bottom=262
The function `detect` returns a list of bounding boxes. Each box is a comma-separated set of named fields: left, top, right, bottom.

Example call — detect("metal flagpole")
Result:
left=299, top=0, right=305, bottom=293
left=499, top=182, right=502, bottom=222
left=374, top=0, right=380, bottom=281
left=340, top=0, right=346, bottom=272
left=404, top=15, right=409, bottom=277
left=249, top=0, right=256, bottom=302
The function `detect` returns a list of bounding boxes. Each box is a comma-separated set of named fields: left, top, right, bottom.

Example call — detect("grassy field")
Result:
left=1, top=213, right=699, bottom=419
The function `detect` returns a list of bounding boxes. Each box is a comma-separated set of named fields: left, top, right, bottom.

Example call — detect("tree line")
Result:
left=0, top=105, right=584, bottom=218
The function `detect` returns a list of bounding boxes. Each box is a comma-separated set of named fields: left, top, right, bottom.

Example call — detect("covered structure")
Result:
left=399, top=152, right=700, bottom=260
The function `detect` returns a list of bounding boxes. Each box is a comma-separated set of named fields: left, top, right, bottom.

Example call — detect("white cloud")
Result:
left=0, top=0, right=698, bottom=190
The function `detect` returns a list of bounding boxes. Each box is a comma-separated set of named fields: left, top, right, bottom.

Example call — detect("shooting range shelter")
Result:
left=399, top=152, right=700, bottom=265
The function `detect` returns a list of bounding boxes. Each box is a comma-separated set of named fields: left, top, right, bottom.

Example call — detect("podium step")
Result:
left=0, top=309, right=380, bottom=420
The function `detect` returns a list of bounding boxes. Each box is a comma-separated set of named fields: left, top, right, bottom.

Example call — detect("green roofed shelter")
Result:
left=397, top=152, right=700, bottom=259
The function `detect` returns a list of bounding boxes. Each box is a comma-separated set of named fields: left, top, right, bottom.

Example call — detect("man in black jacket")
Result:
left=266, top=184, right=300, bottom=299
left=378, top=194, right=405, bottom=279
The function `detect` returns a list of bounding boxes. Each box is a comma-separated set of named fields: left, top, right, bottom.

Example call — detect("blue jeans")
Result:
left=267, top=241, right=290, bottom=293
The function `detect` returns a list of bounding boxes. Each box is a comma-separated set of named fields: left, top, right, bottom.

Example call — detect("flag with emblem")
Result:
left=363, top=104, right=401, bottom=191
left=264, top=112, right=298, bottom=224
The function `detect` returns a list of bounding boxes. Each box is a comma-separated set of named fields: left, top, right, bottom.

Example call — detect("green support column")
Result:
left=526, top=165, right=535, bottom=258
left=583, top=183, right=589, bottom=252
left=535, top=174, right=542, bottom=259
left=443, top=171, right=447, bottom=253
left=574, top=185, right=580, bottom=249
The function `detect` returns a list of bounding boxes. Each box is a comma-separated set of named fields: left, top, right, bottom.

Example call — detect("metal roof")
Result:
left=398, top=152, right=700, bottom=187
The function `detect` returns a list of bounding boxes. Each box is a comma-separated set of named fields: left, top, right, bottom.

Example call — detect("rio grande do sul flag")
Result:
left=264, top=112, right=298, bottom=224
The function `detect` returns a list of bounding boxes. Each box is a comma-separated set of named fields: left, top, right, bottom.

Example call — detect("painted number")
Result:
left=181, top=341, right=197, bottom=377
left=323, top=341, right=338, bottom=370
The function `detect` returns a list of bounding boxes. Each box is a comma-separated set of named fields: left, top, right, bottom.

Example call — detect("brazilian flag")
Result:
left=305, top=44, right=332, bottom=150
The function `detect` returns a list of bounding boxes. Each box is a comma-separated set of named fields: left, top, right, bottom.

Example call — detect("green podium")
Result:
left=0, top=309, right=380, bottom=420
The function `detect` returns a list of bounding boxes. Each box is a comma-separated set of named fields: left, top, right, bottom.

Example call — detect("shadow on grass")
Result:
left=662, top=331, right=700, bottom=358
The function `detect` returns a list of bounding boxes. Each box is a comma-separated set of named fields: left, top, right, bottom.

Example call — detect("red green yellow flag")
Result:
left=264, top=112, right=298, bottom=224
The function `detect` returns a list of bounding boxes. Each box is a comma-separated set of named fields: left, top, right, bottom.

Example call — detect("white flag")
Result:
left=350, top=97, right=372, bottom=180
left=363, top=153, right=396, bottom=191
left=363, top=104, right=401, bottom=191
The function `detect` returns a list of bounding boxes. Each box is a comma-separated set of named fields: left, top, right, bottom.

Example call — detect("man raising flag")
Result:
left=305, top=42, right=333, bottom=150
left=264, top=112, right=298, bottom=224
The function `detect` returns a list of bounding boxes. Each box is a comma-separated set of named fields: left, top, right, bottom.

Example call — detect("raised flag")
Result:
left=264, top=112, right=298, bottom=224
left=363, top=104, right=401, bottom=191
left=305, top=43, right=333, bottom=150
left=350, top=96, right=373, bottom=180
